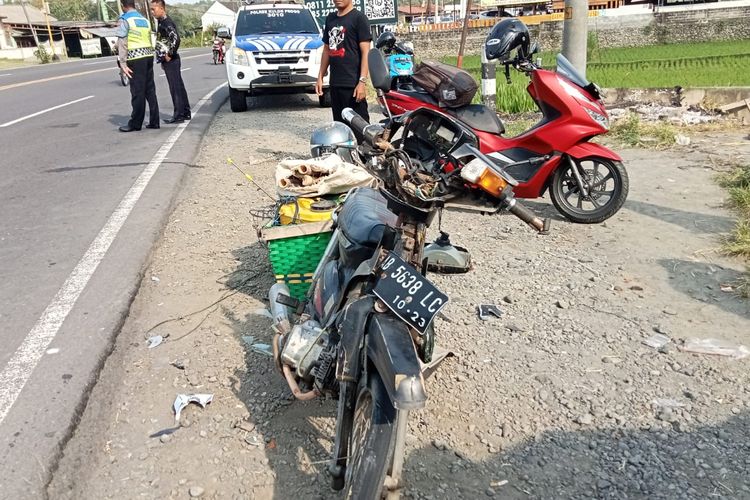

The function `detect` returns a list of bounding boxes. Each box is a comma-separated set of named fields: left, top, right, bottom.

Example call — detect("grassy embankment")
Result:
left=442, top=39, right=750, bottom=113
left=717, top=164, right=750, bottom=296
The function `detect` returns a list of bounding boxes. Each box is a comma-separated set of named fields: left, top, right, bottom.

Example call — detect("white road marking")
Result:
left=0, top=73, right=12, bottom=77
left=0, top=67, right=111, bottom=92
left=83, top=60, right=111, bottom=66
left=0, top=81, right=228, bottom=427
left=160, top=68, right=191, bottom=77
left=0, top=95, right=94, bottom=128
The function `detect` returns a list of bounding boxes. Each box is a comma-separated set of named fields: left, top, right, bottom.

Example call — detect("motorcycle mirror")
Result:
left=399, top=41, right=415, bottom=55
left=368, top=48, right=391, bottom=92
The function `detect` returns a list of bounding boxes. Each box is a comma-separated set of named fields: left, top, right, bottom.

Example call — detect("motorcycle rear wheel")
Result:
left=344, top=368, right=397, bottom=500
left=550, top=156, right=629, bottom=224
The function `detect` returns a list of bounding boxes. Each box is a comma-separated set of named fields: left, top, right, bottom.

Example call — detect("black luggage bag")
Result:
left=411, top=60, right=478, bottom=108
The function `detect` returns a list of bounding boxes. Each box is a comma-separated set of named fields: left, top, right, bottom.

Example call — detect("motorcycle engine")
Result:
left=280, top=320, right=330, bottom=381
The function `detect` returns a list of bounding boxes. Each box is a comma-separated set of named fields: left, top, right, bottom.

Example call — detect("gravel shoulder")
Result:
left=49, top=96, right=750, bottom=500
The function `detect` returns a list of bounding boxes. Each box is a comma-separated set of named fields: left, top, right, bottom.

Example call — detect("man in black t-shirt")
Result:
left=150, top=0, right=191, bottom=124
left=315, top=0, right=372, bottom=128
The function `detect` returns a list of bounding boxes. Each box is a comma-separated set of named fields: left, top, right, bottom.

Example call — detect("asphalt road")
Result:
left=0, top=49, right=229, bottom=499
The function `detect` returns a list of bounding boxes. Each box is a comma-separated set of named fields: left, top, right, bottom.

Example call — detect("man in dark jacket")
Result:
left=150, top=0, right=191, bottom=123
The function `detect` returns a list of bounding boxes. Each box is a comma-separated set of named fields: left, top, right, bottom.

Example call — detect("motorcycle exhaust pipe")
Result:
left=269, top=283, right=292, bottom=334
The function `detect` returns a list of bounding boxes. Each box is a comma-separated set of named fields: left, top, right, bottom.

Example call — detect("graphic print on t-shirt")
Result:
left=328, top=25, right=346, bottom=57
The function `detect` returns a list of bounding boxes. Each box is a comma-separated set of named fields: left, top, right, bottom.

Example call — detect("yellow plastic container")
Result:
left=278, top=197, right=337, bottom=225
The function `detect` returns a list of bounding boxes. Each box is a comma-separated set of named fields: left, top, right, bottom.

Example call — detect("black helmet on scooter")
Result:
left=375, top=30, right=397, bottom=51
left=485, top=18, right=530, bottom=62
left=310, top=122, right=357, bottom=163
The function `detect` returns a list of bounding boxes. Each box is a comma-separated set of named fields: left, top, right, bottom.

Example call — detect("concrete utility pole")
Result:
left=561, top=0, right=588, bottom=77
left=480, top=47, right=496, bottom=110
left=21, top=0, right=41, bottom=47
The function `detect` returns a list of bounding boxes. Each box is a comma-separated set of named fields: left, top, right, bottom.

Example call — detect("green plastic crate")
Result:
left=261, top=220, right=333, bottom=300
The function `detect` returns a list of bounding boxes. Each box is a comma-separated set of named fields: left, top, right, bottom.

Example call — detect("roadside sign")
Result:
left=80, top=38, right=102, bottom=56
left=305, top=0, right=398, bottom=27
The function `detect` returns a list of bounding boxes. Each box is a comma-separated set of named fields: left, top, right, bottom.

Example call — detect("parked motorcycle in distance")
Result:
left=267, top=48, right=546, bottom=499
left=377, top=20, right=629, bottom=224
left=212, top=41, right=225, bottom=64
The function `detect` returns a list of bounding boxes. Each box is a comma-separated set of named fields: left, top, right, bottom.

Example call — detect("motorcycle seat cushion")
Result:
left=338, top=188, right=397, bottom=247
left=446, top=104, right=505, bottom=135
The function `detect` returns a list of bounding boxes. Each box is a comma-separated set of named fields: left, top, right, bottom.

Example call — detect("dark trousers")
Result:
left=162, top=56, right=191, bottom=119
left=331, top=86, right=369, bottom=140
left=127, top=57, right=159, bottom=129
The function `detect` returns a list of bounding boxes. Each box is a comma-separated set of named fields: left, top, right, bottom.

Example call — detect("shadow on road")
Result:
left=43, top=161, right=207, bottom=173
left=221, top=238, right=341, bottom=499
left=626, top=199, right=735, bottom=235
left=657, top=258, right=750, bottom=319
left=400, top=410, right=750, bottom=499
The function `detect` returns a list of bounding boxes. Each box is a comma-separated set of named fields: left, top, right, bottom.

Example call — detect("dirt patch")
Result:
left=49, top=96, right=750, bottom=500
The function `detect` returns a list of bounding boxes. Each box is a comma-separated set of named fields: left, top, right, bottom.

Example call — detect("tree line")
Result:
left=1, top=0, right=210, bottom=38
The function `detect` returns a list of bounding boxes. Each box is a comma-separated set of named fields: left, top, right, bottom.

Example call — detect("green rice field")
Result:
left=441, top=39, right=750, bottom=112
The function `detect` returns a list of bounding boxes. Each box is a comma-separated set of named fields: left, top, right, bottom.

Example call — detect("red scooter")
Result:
left=379, top=19, right=628, bottom=224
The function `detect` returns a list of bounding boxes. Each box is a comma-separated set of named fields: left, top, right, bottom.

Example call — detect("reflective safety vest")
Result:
left=122, top=10, right=153, bottom=61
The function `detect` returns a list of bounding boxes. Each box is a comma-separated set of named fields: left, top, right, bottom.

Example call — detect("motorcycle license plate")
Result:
left=373, top=251, right=448, bottom=334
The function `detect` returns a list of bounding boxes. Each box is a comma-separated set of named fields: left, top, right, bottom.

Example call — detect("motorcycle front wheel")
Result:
left=212, top=51, right=218, bottom=64
left=344, top=368, right=398, bottom=500
left=550, top=155, right=629, bottom=224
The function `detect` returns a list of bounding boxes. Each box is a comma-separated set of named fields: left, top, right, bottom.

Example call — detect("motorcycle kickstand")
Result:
left=383, top=409, right=409, bottom=499
left=567, top=155, right=590, bottom=198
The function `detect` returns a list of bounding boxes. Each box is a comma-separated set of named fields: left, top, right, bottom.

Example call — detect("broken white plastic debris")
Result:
left=252, top=308, right=273, bottom=319
left=652, top=398, right=685, bottom=410
left=680, top=338, right=750, bottom=359
left=147, top=335, right=164, bottom=349
left=173, top=393, right=214, bottom=424
left=46, top=348, right=60, bottom=355
left=151, top=275, right=160, bottom=282
left=642, top=334, right=671, bottom=350
left=250, top=343, right=273, bottom=357
left=241, top=335, right=256, bottom=347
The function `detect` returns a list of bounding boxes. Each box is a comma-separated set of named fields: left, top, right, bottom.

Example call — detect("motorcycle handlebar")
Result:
left=342, top=108, right=370, bottom=143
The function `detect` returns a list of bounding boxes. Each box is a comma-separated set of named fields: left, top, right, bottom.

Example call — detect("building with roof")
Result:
left=201, top=1, right=236, bottom=33
left=0, top=3, right=125, bottom=60
left=0, top=3, right=65, bottom=59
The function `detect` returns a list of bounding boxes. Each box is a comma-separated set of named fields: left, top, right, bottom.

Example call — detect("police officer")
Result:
left=117, top=0, right=160, bottom=132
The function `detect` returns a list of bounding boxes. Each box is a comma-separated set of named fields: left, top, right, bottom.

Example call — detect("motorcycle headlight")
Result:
left=460, top=158, right=508, bottom=196
left=232, top=47, right=249, bottom=66
left=584, top=107, right=610, bottom=130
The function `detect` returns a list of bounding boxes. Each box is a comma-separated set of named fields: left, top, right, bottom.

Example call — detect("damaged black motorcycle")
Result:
left=267, top=48, right=546, bottom=499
